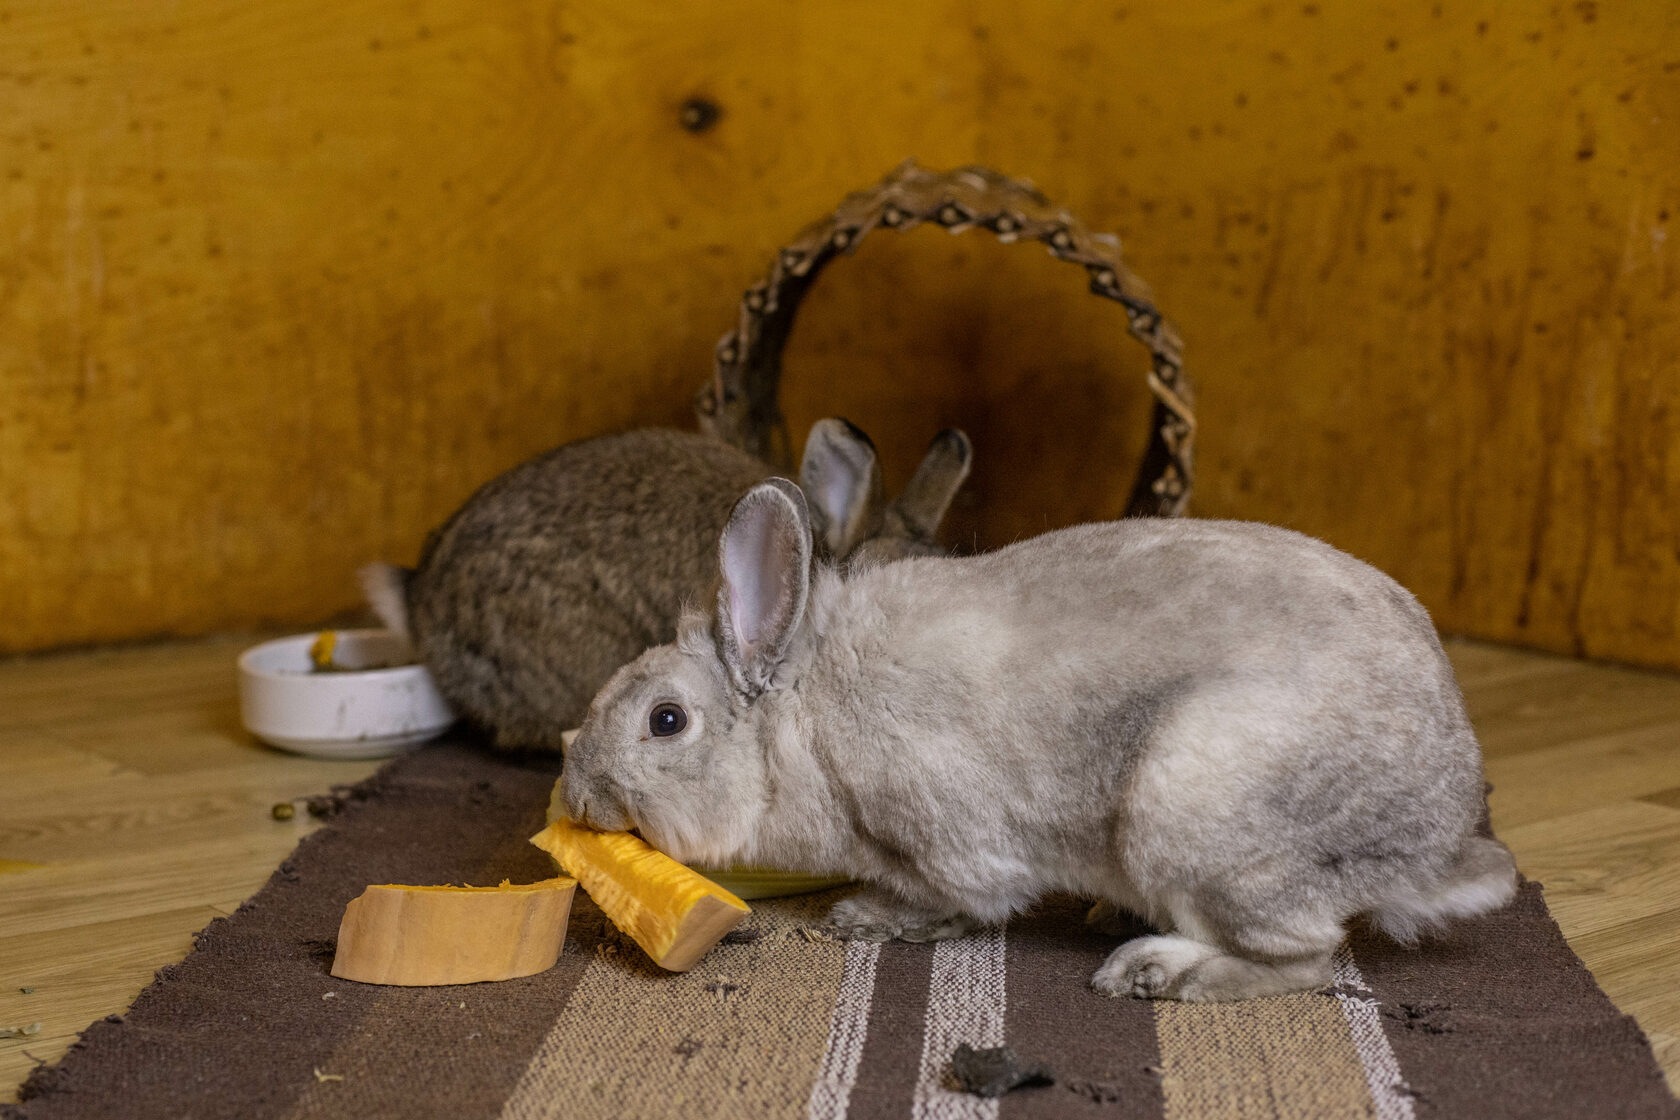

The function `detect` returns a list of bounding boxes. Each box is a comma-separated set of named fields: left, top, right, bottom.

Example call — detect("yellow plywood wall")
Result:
left=3, top=2, right=1678, bottom=666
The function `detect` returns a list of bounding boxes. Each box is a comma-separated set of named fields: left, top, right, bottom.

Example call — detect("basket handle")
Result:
left=694, top=160, right=1195, bottom=517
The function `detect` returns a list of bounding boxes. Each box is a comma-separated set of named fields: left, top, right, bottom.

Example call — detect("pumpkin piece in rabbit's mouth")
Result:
left=530, top=819, right=749, bottom=971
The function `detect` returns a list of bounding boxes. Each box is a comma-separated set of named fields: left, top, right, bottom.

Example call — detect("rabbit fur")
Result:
left=559, top=480, right=1518, bottom=1002
left=364, top=422, right=971, bottom=752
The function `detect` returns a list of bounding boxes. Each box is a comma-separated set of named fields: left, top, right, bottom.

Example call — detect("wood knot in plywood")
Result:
left=679, top=97, right=721, bottom=133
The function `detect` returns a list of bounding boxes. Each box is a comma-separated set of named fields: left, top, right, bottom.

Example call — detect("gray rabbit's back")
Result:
left=812, top=518, right=1484, bottom=923
left=410, top=429, right=768, bottom=749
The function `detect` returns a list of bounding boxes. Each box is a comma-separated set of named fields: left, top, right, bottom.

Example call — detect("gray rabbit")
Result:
left=364, top=423, right=971, bottom=752
left=559, top=479, right=1517, bottom=1002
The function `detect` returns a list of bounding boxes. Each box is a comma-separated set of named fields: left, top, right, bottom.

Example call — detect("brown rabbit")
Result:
left=363, top=420, right=971, bottom=751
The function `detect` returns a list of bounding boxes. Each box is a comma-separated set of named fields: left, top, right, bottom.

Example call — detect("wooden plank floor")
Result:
left=2, top=635, right=1678, bottom=1103
left=0, top=634, right=386, bottom=1103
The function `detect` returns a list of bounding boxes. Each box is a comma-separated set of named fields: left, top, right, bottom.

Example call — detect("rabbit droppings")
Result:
left=559, top=480, right=1518, bottom=1002
left=364, top=422, right=971, bottom=752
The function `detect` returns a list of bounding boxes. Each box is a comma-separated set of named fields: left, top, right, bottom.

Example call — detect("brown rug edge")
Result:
left=1357, top=876, right=1680, bottom=1119
left=2, top=739, right=566, bottom=1120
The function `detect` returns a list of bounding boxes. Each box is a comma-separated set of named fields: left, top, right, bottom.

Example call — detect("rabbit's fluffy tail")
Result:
left=1370, top=835, right=1518, bottom=943
left=359, top=562, right=413, bottom=640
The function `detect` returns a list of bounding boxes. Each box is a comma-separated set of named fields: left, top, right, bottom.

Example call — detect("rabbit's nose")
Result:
left=575, top=795, right=634, bottom=833
left=559, top=771, right=633, bottom=832
left=557, top=772, right=589, bottom=823
left=545, top=773, right=569, bottom=824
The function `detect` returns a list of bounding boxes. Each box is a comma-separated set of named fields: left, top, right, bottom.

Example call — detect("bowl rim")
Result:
left=237, top=628, right=429, bottom=685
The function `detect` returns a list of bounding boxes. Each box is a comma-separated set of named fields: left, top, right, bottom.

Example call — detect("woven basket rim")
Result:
left=694, top=159, right=1195, bottom=518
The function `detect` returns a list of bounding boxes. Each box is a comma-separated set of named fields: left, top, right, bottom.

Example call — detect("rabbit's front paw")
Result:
left=897, top=912, right=978, bottom=943
left=825, top=893, right=976, bottom=943
left=1090, top=935, right=1218, bottom=999
left=825, top=893, right=909, bottom=941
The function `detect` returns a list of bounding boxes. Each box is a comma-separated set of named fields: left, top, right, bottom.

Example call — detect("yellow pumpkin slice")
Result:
left=530, top=819, right=749, bottom=972
left=545, top=771, right=845, bottom=900
left=331, top=877, right=577, bottom=986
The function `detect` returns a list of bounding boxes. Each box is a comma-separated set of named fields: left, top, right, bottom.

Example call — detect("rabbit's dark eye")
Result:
left=649, top=703, right=687, bottom=738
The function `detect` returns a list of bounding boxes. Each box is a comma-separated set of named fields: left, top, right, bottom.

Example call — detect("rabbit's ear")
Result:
left=892, top=429, right=972, bottom=540
left=799, top=418, right=885, bottom=556
left=717, top=478, right=813, bottom=698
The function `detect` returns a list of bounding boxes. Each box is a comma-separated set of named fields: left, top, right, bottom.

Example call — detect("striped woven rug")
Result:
left=6, top=742, right=1675, bottom=1120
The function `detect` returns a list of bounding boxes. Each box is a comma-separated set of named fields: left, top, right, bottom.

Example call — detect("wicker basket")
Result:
left=693, top=160, right=1196, bottom=518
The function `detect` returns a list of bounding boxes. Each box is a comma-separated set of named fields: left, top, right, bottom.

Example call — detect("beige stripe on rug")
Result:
left=912, top=926, right=1009, bottom=1120
left=1154, top=988, right=1376, bottom=1119
left=499, top=894, right=846, bottom=1120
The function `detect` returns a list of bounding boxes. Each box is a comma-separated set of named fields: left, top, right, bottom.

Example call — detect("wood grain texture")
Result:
left=3, top=1, right=1679, bottom=667
left=0, top=635, right=382, bottom=1100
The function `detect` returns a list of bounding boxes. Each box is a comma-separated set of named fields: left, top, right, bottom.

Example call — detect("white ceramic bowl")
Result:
left=237, top=630, right=456, bottom=759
